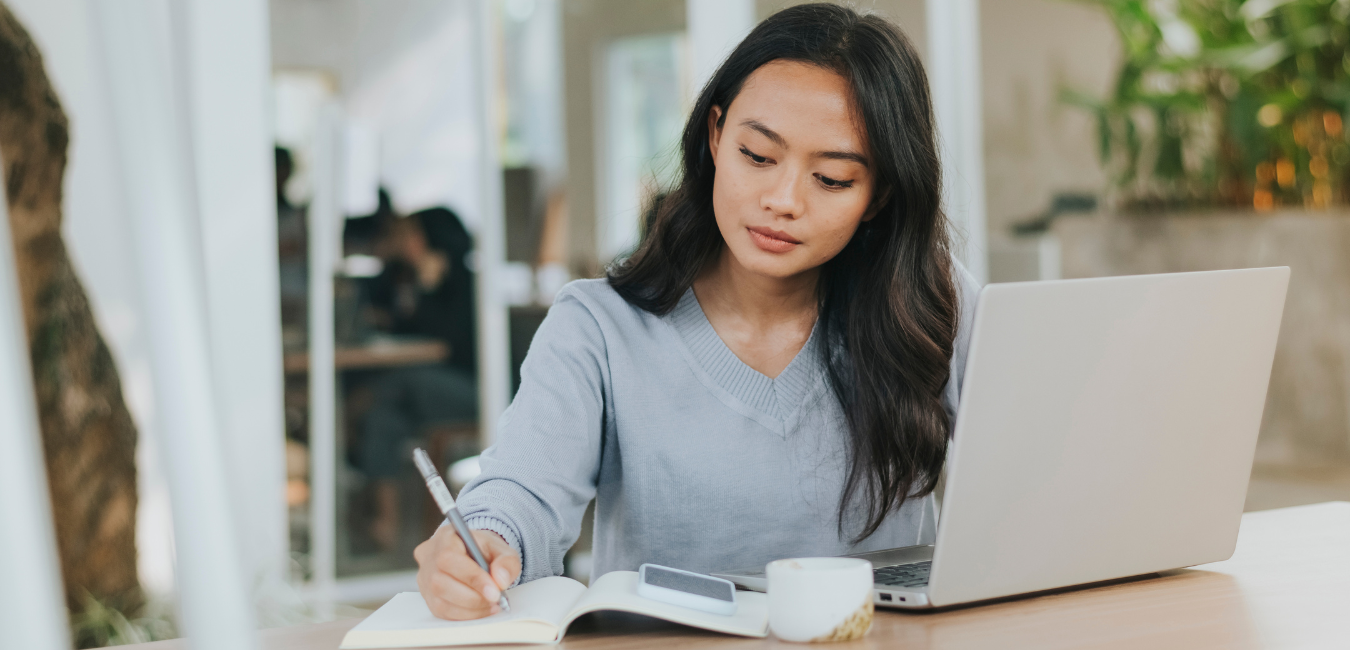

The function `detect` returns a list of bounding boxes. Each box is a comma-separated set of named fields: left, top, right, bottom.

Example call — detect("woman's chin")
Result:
left=729, top=247, right=814, bottom=280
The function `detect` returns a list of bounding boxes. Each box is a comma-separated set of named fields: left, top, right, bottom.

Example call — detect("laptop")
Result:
left=714, top=267, right=1290, bottom=609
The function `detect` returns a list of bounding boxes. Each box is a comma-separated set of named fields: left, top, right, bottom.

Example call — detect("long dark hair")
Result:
left=608, top=3, right=958, bottom=542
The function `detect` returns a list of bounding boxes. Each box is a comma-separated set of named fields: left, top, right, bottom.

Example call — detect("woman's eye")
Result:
left=816, top=173, right=854, bottom=189
left=739, top=146, right=770, bottom=165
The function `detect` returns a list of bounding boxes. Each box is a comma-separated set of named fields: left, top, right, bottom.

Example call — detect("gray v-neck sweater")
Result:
left=457, top=266, right=978, bottom=583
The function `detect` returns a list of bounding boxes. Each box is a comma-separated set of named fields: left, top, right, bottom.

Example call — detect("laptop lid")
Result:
left=927, top=268, right=1289, bottom=607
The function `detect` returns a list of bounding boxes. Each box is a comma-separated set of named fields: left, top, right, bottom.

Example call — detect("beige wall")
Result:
left=561, top=0, right=687, bottom=277
left=1055, top=211, right=1350, bottom=467
left=981, top=0, right=1118, bottom=235
left=560, top=0, right=1121, bottom=273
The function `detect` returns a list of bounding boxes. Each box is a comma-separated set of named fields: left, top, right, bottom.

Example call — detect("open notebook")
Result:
left=340, top=571, right=769, bottom=648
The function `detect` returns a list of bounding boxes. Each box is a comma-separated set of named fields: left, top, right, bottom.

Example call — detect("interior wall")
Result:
left=979, top=0, right=1117, bottom=235
left=560, top=0, right=687, bottom=278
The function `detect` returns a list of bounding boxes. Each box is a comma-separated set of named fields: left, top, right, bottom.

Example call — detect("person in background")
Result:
left=275, top=146, right=309, bottom=345
left=360, top=206, right=479, bottom=551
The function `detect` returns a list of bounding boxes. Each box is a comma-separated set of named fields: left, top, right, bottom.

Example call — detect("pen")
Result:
left=413, top=447, right=510, bottom=613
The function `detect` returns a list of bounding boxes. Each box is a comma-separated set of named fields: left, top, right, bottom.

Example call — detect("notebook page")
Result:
left=560, top=571, right=769, bottom=638
left=340, top=577, right=588, bottom=648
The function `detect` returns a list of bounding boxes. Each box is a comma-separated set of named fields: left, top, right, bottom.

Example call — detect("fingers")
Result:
left=476, top=531, right=522, bottom=590
left=423, top=570, right=497, bottom=620
left=488, top=552, right=522, bottom=591
left=437, top=547, right=502, bottom=603
left=414, top=526, right=521, bottom=621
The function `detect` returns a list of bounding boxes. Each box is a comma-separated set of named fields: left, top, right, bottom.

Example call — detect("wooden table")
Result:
left=128, top=501, right=1350, bottom=649
left=283, top=339, right=448, bottom=375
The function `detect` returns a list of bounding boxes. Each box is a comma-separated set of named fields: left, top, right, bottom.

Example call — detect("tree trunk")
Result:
left=0, top=1, right=143, bottom=622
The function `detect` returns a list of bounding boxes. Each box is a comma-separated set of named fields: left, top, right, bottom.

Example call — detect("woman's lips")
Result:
left=747, top=226, right=801, bottom=254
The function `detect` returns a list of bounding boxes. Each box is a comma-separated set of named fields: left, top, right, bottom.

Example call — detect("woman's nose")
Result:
left=761, top=168, right=806, bottom=218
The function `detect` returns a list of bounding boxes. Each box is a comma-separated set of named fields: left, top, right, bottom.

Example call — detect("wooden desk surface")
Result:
left=130, top=502, right=1350, bottom=649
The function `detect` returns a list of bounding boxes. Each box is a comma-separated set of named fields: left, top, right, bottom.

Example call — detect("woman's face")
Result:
left=707, top=60, right=878, bottom=281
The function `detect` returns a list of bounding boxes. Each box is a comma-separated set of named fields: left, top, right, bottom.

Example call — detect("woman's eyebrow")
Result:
left=740, top=119, right=787, bottom=148
left=817, top=150, right=869, bottom=167
left=739, top=118, right=868, bottom=167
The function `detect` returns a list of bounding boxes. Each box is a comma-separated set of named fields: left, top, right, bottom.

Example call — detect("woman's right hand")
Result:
left=414, top=527, right=522, bottom=620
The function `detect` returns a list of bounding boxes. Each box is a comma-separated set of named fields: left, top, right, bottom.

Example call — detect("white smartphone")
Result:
left=636, top=563, right=738, bottom=616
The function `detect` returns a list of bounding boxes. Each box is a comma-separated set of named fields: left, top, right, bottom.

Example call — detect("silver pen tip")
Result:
left=412, top=448, right=437, bottom=480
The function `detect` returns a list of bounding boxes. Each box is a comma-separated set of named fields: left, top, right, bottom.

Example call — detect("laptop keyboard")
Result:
left=872, top=561, right=931, bottom=588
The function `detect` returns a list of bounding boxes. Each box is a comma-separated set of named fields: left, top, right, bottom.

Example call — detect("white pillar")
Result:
left=687, top=0, right=755, bottom=97
left=90, top=1, right=260, bottom=647
left=927, top=0, right=988, bottom=284
left=0, top=176, right=71, bottom=650
left=474, top=0, right=510, bottom=447
left=307, top=103, right=342, bottom=616
left=176, top=0, right=289, bottom=600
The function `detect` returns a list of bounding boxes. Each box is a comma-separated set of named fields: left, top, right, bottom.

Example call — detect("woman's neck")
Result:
left=692, top=248, right=819, bottom=378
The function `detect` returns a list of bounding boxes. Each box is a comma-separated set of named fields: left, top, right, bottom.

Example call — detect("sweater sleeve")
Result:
left=943, top=259, right=982, bottom=426
left=454, top=290, right=608, bottom=584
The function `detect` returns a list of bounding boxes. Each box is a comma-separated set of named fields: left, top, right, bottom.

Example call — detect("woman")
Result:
left=415, top=3, right=978, bottom=620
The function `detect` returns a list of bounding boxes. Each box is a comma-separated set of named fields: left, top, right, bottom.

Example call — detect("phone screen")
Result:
left=642, top=566, right=734, bottom=602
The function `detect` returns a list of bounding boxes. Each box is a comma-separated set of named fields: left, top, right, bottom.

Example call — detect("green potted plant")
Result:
left=1064, top=0, right=1350, bottom=211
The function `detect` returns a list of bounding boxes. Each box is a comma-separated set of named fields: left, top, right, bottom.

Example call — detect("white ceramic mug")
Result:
left=766, top=557, right=874, bottom=643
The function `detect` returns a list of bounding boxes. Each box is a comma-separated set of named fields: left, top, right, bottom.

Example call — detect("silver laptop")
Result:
left=714, top=267, right=1289, bottom=609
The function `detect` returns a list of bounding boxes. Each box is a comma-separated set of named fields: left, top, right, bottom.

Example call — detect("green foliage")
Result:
left=1066, top=0, right=1350, bottom=211
left=70, top=592, right=176, bottom=648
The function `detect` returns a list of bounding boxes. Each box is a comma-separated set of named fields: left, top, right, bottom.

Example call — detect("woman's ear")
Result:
left=706, top=105, right=724, bottom=164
